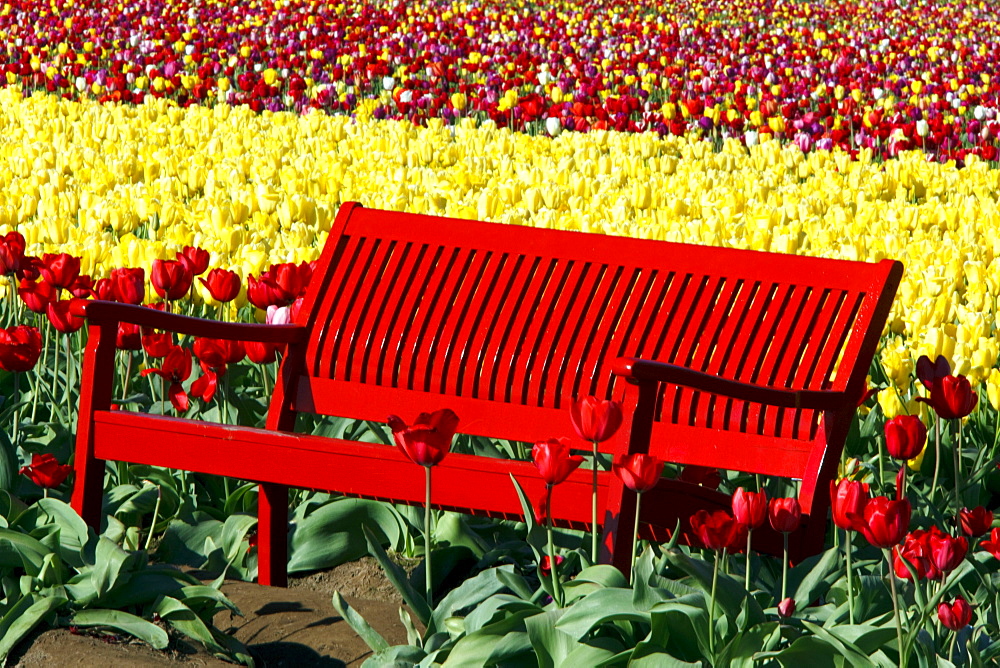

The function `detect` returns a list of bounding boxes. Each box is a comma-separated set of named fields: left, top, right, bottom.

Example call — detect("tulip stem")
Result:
left=545, top=485, right=562, bottom=607
left=591, top=440, right=599, bottom=563
left=144, top=485, right=162, bottom=552
left=884, top=548, right=906, bottom=668
left=11, top=372, right=19, bottom=447
left=931, top=418, right=942, bottom=504
left=845, top=530, right=855, bottom=625
left=630, top=491, right=641, bottom=586
left=781, top=532, right=789, bottom=601
left=953, top=421, right=963, bottom=532
left=745, top=529, right=752, bottom=593
left=424, top=465, right=433, bottom=608
left=709, top=549, right=720, bottom=658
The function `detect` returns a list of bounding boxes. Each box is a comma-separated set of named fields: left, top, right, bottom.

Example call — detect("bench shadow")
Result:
left=255, top=601, right=315, bottom=615
left=252, top=641, right=347, bottom=667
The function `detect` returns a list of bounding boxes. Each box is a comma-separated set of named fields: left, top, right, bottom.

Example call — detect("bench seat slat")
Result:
left=92, top=411, right=599, bottom=527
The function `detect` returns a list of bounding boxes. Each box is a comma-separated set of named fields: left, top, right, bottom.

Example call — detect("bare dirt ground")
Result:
left=10, top=558, right=408, bottom=668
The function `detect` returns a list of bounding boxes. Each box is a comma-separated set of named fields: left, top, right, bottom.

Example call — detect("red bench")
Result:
left=71, top=202, right=902, bottom=586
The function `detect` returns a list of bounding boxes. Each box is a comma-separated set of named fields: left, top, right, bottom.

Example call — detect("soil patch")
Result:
left=11, top=557, right=408, bottom=667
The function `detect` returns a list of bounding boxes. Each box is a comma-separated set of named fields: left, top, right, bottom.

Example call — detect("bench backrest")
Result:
left=286, top=202, right=900, bottom=481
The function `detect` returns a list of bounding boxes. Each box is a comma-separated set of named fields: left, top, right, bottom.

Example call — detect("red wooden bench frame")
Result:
left=71, top=202, right=902, bottom=586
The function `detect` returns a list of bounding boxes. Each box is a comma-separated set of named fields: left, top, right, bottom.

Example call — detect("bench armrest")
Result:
left=71, top=300, right=308, bottom=344
left=611, top=357, right=855, bottom=411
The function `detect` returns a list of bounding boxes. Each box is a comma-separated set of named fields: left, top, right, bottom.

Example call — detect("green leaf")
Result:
left=289, top=499, right=404, bottom=572
left=791, top=547, right=840, bottom=611
left=649, top=598, right=711, bottom=662
left=155, top=517, right=224, bottom=567
left=664, top=549, right=764, bottom=626
left=715, top=622, right=780, bottom=668
left=178, top=585, right=243, bottom=617
left=0, top=594, right=67, bottom=663
left=0, top=427, right=17, bottom=493
left=761, top=635, right=843, bottom=667
left=70, top=609, right=169, bottom=649
left=509, top=474, right=546, bottom=561
left=91, top=537, right=138, bottom=599
left=800, top=620, right=873, bottom=667
left=220, top=514, right=258, bottom=563
left=360, top=644, right=427, bottom=667
left=363, top=525, right=432, bottom=626
left=0, top=526, right=52, bottom=573
left=555, top=587, right=650, bottom=640
left=525, top=609, right=573, bottom=668
left=574, top=564, right=628, bottom=588
left=153, top=596, right=230, bottom=656
left=430, top=566, right=512, bottom=634
left=223, top=483, right=258, bottom=517
left=332, top=590, right=391, bottom=653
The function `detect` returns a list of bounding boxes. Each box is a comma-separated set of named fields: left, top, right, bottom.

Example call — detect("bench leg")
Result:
left=257, top=482, right=289, bottom=587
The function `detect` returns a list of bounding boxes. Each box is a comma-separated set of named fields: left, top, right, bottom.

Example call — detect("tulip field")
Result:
left=2, top=0, right=1000, bottom=664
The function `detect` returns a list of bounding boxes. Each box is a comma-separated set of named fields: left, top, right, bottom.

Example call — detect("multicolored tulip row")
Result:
left=0, top=0, right=999, bottom=160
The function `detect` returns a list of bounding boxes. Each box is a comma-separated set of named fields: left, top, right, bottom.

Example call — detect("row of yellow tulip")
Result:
left=0, top=88, right=994, bottom=402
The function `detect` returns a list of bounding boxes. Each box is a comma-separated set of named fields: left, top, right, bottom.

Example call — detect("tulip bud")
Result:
left=545, top=116, right=562, bottom=137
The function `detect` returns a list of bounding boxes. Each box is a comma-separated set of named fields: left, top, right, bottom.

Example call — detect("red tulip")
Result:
left=273, top=261, right=312, bottom=299
left=612, top=453, right=664, bottom=493
left=959, top=506, right=993, bottom=537
left=848, top=496, right=911, bottom=548
left=981, top=527, right=1000, bottom=559
left=918, top=374, right=978, bottom=419
left=0, top=231, right=25, bottom=275
left=111, top=267, right=145, bottom=305
left=884, top=415, right=927, bottom=460
left=142, top=331, right=173, bottom=358
left=151, top=259, right=193, bottom=301
left=39, top=252, right=81, bottom=290
left=17, top=279, right=57, bottom=314
left=531, top=437, right=584, bottom=485
left=893, top=535, right=933, bottom=580
left=140, top=345, right=193, bottom=412
left=199, top=268, right=242, bottom=303
left=732, top=487, right=768, bottom=529
left=938, top=597, right=972, bottom=631
left=929, top=529, right=967, bottom=576
left=0, top=325, right=42, bottom=372
left=689, top=509, right=740, bottom=551
left=94, top=278, right=116, bottom=301
left=569, top=396, right=623, bottom=443
left=247, top=274, right=288, bottom=309
left=190, top=362, right=218, bottom=403
left=777, top=598, right=796, bottom=618
left=47, top=299, right=86, bottom=333
left=245, top=340, right=280, bottom=364
left=193, top=337, right=246, bottom=371
left=177, top=246, right=210, bottom=276
left=67, top=274, right=95, bottom=299
left=19, top=453, right=72, bottom=488
left=768, top=497, right=802, bottom=533
left=830, top=479, right=870, bottom=530
left=116, top=322, right=142, bottom=350
left=539, top=554, right=564, bottom=577
left=387, top=409, right=459, bottom=467
left=916, top=354, right=951, bottom=393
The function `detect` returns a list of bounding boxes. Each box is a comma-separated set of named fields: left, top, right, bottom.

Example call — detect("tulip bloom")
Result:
left=177, top=246, right=211, bottom=276
left=17, top=279, right=57, bottom=314
left=387, top=409, right=459, bottom=467
left=247, top=274, right=288, bottom=309
left=938, top=597, right=972, bottom=631
left=39, top=252, right=81, bottom=291
left=777, top=598, right=795, bottom=619
left=111, top=267, right=145, bottom=305
left=116, top=322, right=142, bottom=351
left=848, top=496, right=911, bottom=548
left=47, top=299, right=87, bottom=334
left=151, top=259, right=194, bottom=301
left=959, top=506, right=993, bottom=537
left=884, top=415, right=927, bottom=460
left=916, top=354, right=951, bottom=393
left=830, top=479, right=869, bottom=530
left=569, top=396, right=623, bottom=443
left=140, top=345, right=193, bottom=412
left=732, top=488, right=768, bottom=529
left=246, top=340, right=280, bottom=364
left=142, top=331, right=174, bottom=358
left=981, top=527, right=1000, bottom=559
left=20, top=453, right=72, bottom=488
left=531, top=437, right=584, bottom=486
left=193, top=337, right=246, bottom=372
left=190, top=361, right=218, bottom=403
left=929, top=529, right=967, bottom=576
left=200, top=268, right=242, bottom=303
left=0, top=231, right=25, bottom=275
left=918, top=374, right=978, bottom=420
left=0, top=325, right=43, bottom=372
left=612, top=453, right=663, bottom=493
left=768, top=497, right=801, bottom=533
left=689, top=509, right=740, bottom=551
